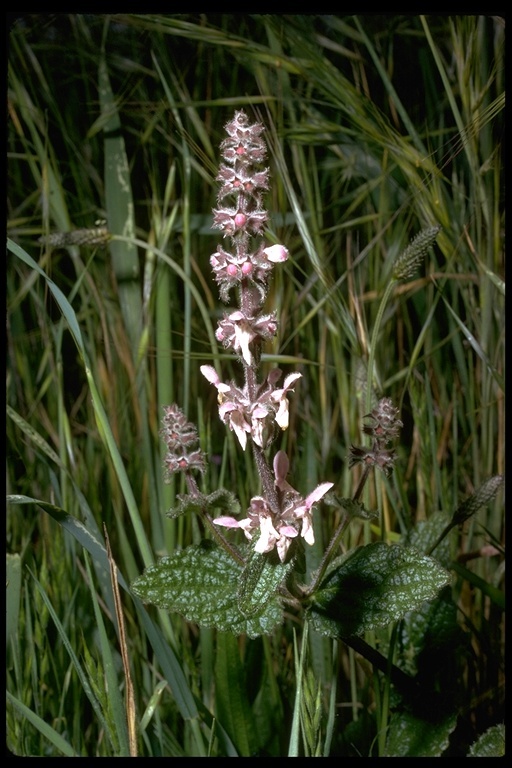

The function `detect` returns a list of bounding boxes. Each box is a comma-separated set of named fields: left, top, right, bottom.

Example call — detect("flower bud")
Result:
left=234, top=212, right=247, bottom=229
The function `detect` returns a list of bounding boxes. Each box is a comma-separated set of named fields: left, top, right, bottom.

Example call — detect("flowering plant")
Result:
left=132, top=111, right=451, bottom=641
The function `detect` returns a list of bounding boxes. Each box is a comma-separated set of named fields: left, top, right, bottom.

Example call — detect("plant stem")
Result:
left=306, top=511, right=350, bottom=595
left=185, top=472, right=246, bottom=567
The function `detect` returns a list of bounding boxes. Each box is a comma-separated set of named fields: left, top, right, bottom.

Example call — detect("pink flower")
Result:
left=216, top=165, right=269, bottom=200
left=213, top=449, right=333, bottom=561
left=213, top=496, right=269, bottom=541
left=212, top=206, right=268, bottom=237
left=200, top=366, right=252, bottom=449
left=215, top=310, right=278, bottom=365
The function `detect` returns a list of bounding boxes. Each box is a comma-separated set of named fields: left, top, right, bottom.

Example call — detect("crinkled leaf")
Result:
left=389, top=587, right=466, bottom=680
left=467, top=724, right=505, bottom=757
left=167, top=488, right=241, bottom=520
left=403, top=509, right=454, bottom=567
left=385, top=709, right=458, bottom=756
left=308, top=542, right=451, bottom=638
left=237, top=549, right=293, bottom=617
left=131, top=541, right=284, bottom=638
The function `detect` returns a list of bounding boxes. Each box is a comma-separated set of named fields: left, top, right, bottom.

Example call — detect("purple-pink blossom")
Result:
left=213, top=450, right=333, bottom=561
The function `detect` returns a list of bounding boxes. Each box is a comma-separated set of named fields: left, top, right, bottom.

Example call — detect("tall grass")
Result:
left=7, top=14, right=504, bottom=756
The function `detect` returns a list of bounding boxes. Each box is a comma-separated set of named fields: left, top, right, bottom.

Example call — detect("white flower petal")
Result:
left=229, top=412, right=250, bottom=450
left=275, top=399, right=290, bottom=430
left=200, top=365, right=220, bottom=385
left=263, top=244, right=289, bottom=263
left=276, top=536, right=292, bottom=562
left=255, top=516, right=280, bottom=553
left=234, top=322, right=253, bottom=365
left=283, top=371, right=302, bottom=390
left=301, top=516, right=315, bottom=545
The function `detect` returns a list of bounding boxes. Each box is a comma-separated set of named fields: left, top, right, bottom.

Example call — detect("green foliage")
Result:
left=467, top=724, right=505, bottom=758
left=237, top=549, right=294, bottom=619
left=214, top=632, right=260, bottom=756
left=307, top=542, right=450, bottom=638
left=131, top=541, right=287, bottom=638
left=385, top=709, right=458, bottom=757
left=7, top=12, right=504, bottom=758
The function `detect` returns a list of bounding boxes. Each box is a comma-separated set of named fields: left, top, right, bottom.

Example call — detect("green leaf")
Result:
left=391, top=587, right=466, bottom=681
left=385, top=709, right=458, bottom=757
left=467, top=724, right=505, bottom=757
left=131, top=542, right=285, bottom=638
left=6, top=553, right=22, bottom=647
left=6, top=691, right=79, bottom=757
left=206, top=488, right=242, bottom=516
left=403, top=509, right=454, bottom=567
left=307, top=542, right=451, bottom=638
left=237, top=549, right=293, bottom=618
left=98, top=50, right=142, bottom=356
left=214, top=632, right=257, bottom=756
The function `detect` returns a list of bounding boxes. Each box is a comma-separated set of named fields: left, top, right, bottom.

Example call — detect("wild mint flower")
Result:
left=262, top=244, right=289, bottom=263
left=200, top=366, right=252, bottom=449
left=160, top=404, right=206, bottom=478
left=348, top=444, right=397, bottom=476
left=348, top=397, right=403, bottom=479
left=200, top=365, right=302, bottom=450
left=219, top=110, right=267, bottom=166
left=213, top=206, right=268, bottom=237
left=273, top=450, right=333, bottom=547
left=210, top=242, right=289, bottom=302
left=215, top=309, right=278, bottom=365
left=209, top=109, right=289, bottom=305
left=216, top=165, right=269, bottom=201
left=213, top=450, right=333, bottom=562
left=202, top=110, right=334, bottom=561
left=291, top=482, right=335, bottom=545
left=362, top=397, right=403, bottom=443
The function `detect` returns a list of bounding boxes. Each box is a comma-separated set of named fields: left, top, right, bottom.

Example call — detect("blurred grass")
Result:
left=7, top=13, right=504, bottom=757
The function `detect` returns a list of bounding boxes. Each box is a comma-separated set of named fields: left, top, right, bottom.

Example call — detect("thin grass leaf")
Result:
left=214, top=632, right=256, bottom=756
left=8, top=238, right=154, bottom=569
left=288, top=622, right=309, bottom=757
left=6, top=691, right=79, bottom=758
left=353, top=16, right=427, bottom=155
left=28, top=568, right=116, bottom=749
left=6, top=553, right=22, bottom=647
left=98, top=47, right=142, bottom=357
left=83, top=550, right=131, bottom=757
left=434, top=279, right=504, bottom=392
left=138, top=680, right=168, bottom=735
left=7, top=493, right=202, bottom=723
